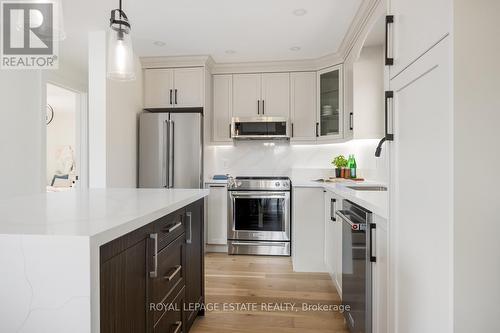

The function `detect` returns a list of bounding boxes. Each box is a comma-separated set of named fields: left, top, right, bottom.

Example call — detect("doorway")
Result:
left=45, top=83, right=87, bottom=191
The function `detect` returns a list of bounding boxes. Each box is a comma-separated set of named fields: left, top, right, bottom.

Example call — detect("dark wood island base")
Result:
left=100, top=199, right=205, bottom=333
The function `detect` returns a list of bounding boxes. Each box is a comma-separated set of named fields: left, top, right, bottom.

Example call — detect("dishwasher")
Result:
left=336, top=200, right=376, bottom=333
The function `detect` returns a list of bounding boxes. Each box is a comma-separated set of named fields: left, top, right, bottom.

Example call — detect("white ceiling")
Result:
left=60, top=0, right=363, bottom=73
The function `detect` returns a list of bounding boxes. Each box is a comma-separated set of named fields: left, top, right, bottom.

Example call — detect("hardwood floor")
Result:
left=190, top=253, right=348, bottom=333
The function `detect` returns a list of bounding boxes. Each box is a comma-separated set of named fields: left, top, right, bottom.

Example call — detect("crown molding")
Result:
left=140, top=55, right=213, bottom=69
left=337, top=0, right=382, bottom=59
left=139, top=0, right=381, bottom=73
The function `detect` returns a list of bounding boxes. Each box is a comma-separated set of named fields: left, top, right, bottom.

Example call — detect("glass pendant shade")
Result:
left=107, top=7, right=135, bottom=81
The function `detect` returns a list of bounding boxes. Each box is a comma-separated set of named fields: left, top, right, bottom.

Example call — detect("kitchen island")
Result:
left=0, top=188, right=209, bottom=333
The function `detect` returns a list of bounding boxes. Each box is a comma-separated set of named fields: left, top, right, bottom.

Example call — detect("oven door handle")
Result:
left=230, top=192, right=288, bottom=198
left=231, top=242, right=287, bottom=247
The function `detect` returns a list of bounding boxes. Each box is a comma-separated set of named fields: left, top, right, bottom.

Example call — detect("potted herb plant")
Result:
left=332, top=155, right=348, bottom=178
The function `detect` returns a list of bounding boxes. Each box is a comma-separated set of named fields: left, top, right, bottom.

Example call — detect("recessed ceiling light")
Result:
left=153, top=41, right=166, bottom=47
left=290, top=46, right=301, bottom=51
left=293, top=8, right=307, bottom=16
left=225, top=50, right=236, bottom=54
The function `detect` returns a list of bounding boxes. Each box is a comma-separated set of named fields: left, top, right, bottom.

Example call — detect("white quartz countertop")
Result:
left=0, top=188, right=209, bottom=243
left=293, top=180, right=388, bottom=219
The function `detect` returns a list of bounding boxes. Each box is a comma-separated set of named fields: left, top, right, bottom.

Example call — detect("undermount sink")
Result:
left=346, top=185, right=388, bottom=192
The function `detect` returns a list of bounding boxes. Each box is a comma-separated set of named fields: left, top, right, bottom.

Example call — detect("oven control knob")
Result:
left=275, top=182, right=281, bottom=187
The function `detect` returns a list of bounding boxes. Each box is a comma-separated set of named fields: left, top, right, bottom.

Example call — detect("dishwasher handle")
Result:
left=336, top=210, right=366, bottom=231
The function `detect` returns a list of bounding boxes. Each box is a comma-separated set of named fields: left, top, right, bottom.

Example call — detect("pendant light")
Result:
left=107, top=0, right=135, bottom=81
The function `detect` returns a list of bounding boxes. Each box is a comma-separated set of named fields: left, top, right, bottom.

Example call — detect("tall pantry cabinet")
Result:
left=384, top=0, right=453, bottom=333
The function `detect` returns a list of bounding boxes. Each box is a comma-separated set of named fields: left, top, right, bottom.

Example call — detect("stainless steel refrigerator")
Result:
left=139, top=111, right=203, bottom=189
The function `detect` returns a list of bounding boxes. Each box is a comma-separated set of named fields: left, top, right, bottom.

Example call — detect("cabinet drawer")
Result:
left=151, top=234, right=186, bottom=323
left=156, top=208, right=185, bottom=250
left=154, top=286, right=185, bottom=333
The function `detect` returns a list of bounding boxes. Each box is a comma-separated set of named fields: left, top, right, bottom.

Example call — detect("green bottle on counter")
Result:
left=350, top=155, right=357, bottom=178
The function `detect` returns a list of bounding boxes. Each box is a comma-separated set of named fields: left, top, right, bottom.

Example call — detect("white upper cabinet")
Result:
left=343, top=54, right=355, bottom=141
left=144, top=69, right=174, bottom=108
left=388, top=0, right=452, bottom=77
left=232, top=74, right=262, bottom=118
left=317, top=65, right=343, bottom=141
left=144, top=67, right=204, bottom=108
left=232, top=73, right=291, bottom=118
left=173, top=67, right=204, bottom=107
left=290, top=72, right=317, bottom=141
left=261, top=73, right=290, bottom=118
left=212, top=75, right=233, bottom=142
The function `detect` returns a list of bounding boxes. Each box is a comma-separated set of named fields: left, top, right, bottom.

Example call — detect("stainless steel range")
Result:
left=227, top=176, right=291, bottom=256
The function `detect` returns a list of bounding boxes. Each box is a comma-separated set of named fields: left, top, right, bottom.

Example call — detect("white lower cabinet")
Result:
left=324, top=190, right=342, bottom=297
left=205, top=183, right=228, bottom=248
left=372, top=214, right=388, bottom=333
left=292, top=187, right=326, bottom=272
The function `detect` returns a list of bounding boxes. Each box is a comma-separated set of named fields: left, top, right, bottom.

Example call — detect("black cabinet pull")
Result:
left=291, top=123, right=294, bottom=137
left=262, top=100, right=265, bottom=115
left=385, top=15, right=394, bottom=66
left=370, top=223, right=377, bottom=262
left=174, top=89, right=178, bottom=104
left=349, top=112, right=353, bottom=130
left=330, top=198, right=336, bottom=222
left=385, top=91, right=394, bottom=141
left=169, top=89, right=173, bottom=105
left=257, top=100, right=260, bottom=114
left=229, top=124, right=231, bottom=138
left=316, top=122, right=319, bottom=137
left=375, top=91, right=394, bottom=157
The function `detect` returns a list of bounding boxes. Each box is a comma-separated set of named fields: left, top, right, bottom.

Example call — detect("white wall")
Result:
left=88, top=31, right=107, bottom=188
left=88, top=31, right=144, bottom=188
left=353, top=45, right=384, bottom=139
left=0, top=71, right=44, bottom=199
left=205, top=139, right=389, bottom=183
left=454, top=1, right=500, bottom=331
left=106, top=57, right=143, bottom=188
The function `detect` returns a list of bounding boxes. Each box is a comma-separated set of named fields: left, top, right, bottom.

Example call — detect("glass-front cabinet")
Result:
left=317, top=65, right=343, bottom=140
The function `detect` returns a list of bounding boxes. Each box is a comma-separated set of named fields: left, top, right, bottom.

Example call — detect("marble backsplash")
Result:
left=204, top=139, right=389, bottom=184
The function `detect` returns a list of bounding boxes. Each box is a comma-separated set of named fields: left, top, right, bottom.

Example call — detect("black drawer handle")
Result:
left=164, top=221, right=182, bottom=233
left=164, top=265, right=182, bottom=281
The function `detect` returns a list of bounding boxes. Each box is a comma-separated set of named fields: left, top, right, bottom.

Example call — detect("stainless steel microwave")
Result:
left=231, top=117, right=289, bottom=140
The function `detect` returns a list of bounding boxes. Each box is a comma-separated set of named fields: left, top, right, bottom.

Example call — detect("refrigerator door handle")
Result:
left=168, top=120, right=175, bottom=188
left=165, top=120, right=170, bottom=187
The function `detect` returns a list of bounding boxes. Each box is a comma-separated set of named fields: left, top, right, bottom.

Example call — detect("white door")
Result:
left=324, top=191, right=335, bottom=276
left=389, top=37, right=452, bottom=333
left=206, top=183, right=228, bottom=245
left=232, top=74, right=261, bottom=118
left=261, top=73, right=290, bottom=118
left=212, top=75, right=233, bottom=142
left=292, top=187, right=326, bottom=272
left=389, top=0, right=452, bottom=77
left=144, top=69, right=174, bottom=108
left=331, top=192, right=342, bottom=296
left=290, top=72, right=316, bottom=141
left=173, top=67, right=204, bottom=107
